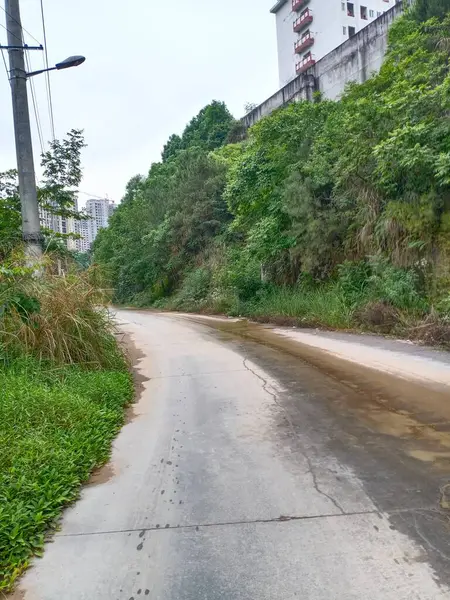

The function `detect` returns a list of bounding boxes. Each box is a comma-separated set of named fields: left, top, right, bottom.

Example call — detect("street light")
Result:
left=27, top=55, right=86, bottom=78
left=5, top=0, right=86, bottom=263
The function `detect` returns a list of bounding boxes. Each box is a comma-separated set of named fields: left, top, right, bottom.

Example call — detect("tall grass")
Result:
left=0, top=267, right=124, bottom=369
left=242, top=285, right=354, bottom=329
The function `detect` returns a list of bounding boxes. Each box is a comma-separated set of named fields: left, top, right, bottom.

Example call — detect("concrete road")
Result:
left=12, top=311, right=450, bottom=599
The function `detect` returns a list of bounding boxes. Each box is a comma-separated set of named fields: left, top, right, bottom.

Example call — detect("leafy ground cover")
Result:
left=0, top=358, right=133, bottom=591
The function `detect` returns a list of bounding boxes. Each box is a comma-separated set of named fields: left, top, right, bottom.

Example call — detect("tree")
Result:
left=411, top=0, right=450, bottom=22
left=0, top=170, right=21, bottom=260
left=162, top=135, right=183, bottom=163
left=161, top=101, right=235, bottom=162
left=39, top=129, right=86, bottom=220
left=94, top=101, right=235, bottom=303
left=0, top=130, right=88, bottom=261
left=95, top=16, right=450, bottom=308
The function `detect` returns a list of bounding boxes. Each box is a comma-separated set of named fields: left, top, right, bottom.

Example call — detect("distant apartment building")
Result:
left=39, top=196, right=115, bottom=253
left=75, top=198, right=116, bottom=252
left=76, top=217, right=91, bottom=253
left=271, top=0, right=394, bottom=86
left=39, top=202, right=77, bottom=251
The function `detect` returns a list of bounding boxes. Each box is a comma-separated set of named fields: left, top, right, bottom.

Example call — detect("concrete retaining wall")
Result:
left=244, top=2, right=404, bottom=128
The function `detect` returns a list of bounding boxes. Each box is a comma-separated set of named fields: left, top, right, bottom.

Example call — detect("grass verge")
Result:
left=0, top=357, right=133, bottom=592
left=240, top=286, right=354, bottom=330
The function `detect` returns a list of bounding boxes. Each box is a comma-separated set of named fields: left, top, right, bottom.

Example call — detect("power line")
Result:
left=24, top=49, right=45, bottom=154
left=39, top=0, right=55, bottom=140
left=0, top=19, right=22, bottom=44
left=1, top=46, right=9, bottom=81
left=0, top=3, right=42, bottom=46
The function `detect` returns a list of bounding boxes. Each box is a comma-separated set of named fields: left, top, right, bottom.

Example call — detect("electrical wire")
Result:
left=0, top=19, right=22, bottom=44
left=0, top=3, right=42, bottom=46
left=1, top=47, right=9, bottom=81
left=39, top=0, right=55, bottom=140
left=1, top=3, right=46, bottom=152
left=24, top=48, right=45, bottom=154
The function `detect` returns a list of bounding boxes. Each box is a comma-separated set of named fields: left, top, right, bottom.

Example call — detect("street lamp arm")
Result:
left=26, top=66, right=57, bottom=78
left=26, top=56, right=86, bottom=78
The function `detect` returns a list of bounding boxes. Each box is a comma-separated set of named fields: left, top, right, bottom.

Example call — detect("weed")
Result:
left=0, top=358, right=133, bottom=591
left=0, top=268, right=123, bottom=369
left=241, top=285, right=354, bottom=329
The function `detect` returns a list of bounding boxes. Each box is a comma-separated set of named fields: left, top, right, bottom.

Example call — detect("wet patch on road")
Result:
left=189, top=317, right=450, bottom=470
left=182, top=315, right=450, bottom=588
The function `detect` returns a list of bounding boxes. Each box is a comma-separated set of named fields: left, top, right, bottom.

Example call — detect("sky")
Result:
left=0, top=0, right=278, bottom=204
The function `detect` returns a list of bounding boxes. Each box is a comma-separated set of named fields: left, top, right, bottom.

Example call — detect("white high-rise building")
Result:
left=39, top=201, right=77, bottom=251
left=75, top=198, right=116, bottom=252
left=271, top=0, right=393, bottom=86
left=76, top=216, right=91, bottom=253
left=39, top=196, right=115, bottom=253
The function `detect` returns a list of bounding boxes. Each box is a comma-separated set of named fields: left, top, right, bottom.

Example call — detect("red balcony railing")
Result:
left=292, top=0, right=308, bottom=12
left=296, top=54, right=316, bottom=74
left=293, top=9, right=313, bottom=32
left=294, top=32, right=314, bottom=54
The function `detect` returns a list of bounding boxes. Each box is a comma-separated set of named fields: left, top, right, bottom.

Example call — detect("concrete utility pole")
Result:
left=5, top=0, right=42, bottom=261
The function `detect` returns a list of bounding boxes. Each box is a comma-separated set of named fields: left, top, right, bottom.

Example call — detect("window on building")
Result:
left=360, top=5, right=368, bottom=19
left=369, top=9, right=375, bottom=16
left=347, top=2, right=355, bottom=16
left=343, top=26, right=347, bottom=34
left=303, top=51, right=312, bottom=61
left=377, top=10, right=382, bottom=15
left=341, top=1, right=345, bottom=9
left=348, top=26, right=356, bottom=36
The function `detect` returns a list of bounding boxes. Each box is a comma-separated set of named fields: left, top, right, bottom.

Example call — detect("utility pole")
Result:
left=5, top=0, right=42, bottom=261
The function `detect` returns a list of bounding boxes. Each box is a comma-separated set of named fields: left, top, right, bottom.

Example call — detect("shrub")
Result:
left=368, top=258, right=427, bottom=313
left=337, top=261, right=372, bottom=307
left=173, top=267, right=211, bottom=309
left=215, top=250, right=263, bottom=302
left=337, top=258, right=428, bottom=313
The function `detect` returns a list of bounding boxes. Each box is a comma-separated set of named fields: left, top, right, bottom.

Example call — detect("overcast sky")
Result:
left=0, top=0, right=278, bottom=204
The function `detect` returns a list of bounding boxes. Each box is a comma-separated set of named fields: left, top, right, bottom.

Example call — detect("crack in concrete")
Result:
left=242, top=358, right=345, bottom=514
left=56, top=506, right=443, bottom=539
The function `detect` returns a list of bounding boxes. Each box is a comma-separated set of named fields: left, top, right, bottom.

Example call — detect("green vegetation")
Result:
left=0, top=133, right=133, bottom=589
left=0, top=358, right=132, bottom=591
left=94, top=10, right=450, bottom=344
left=1, top=266, right=123, bottom=367
left=0, top=130, right=88, bottom=262
left=0, top=260, right=133, bottom=591
left=0, top=264, right=133, bottom=591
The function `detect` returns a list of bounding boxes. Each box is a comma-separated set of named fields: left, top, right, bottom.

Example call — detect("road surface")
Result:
left=12, top=311, right=450, bottom=599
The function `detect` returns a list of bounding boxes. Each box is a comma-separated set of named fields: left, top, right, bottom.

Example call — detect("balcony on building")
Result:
left=293, top=9, right=313, bottom=32
left=294, top=31, right=314, bottom=54
left=296, top=52, right=315, bottom=74
left=292, top=0, right=308, bottom=12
